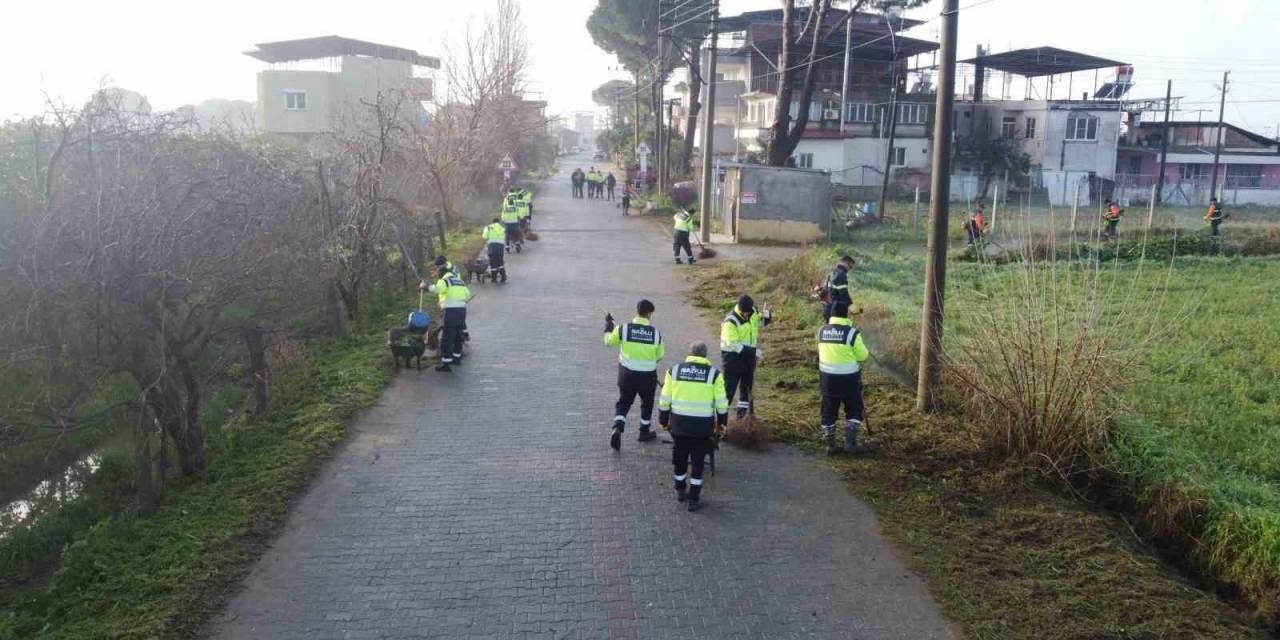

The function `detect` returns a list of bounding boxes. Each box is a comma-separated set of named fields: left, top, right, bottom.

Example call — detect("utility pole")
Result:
left=1209, top=70, right=1229, bottom=200
left=915, top=0, right=958, bottom=413
left=666, top=99, right=676, bottom=187
left=1156, top=79, right=1172, bottom=205
left=656, top=14, right=666, bottom=194
left=877, top=71, right=901, bottom=220
left=697, top=0, right=720, bottom=244
left=838, top=0, right=854, bottom=132
left=634, top=70, right=642, bottom=164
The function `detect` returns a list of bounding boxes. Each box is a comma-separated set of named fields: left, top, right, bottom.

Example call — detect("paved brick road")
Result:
left=211, top=163, right=957, bottom=640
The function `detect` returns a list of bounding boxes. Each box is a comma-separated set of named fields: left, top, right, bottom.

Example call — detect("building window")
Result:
left=1226, top=164, right=1263, bottom=189
left=285, top=90, right=307, bottom=111
left=892, top=147, right=907, bottom=166
left=1179, top=164, right=1207, bottom=181
left=793, top=153, right=814, bottom=169
left=1066, top=115, right=1098, bottom=141
left=846, top=102, right=873, bottom=123
left=895, top=103, right=927, bottom=125
left=1001, top=115, right=1017, bottom=139
left=1025, top=117, right=1037, bottom=139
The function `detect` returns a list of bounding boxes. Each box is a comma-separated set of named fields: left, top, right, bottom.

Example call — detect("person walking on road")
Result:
left=482, top=217, right=508, bottom=283
left=422, top=257, right=471, bottom=372
left=605, top=172, right=617, bottom=201
left=658, top=341, right=729, bottom=512
left=817, top=301, right=871, bottom=455
left=1205, top=197, right=1226, bottom=236
left=604, top=299, right=665, bottom=450
left=501, top=195, right=524, bottom=253
left=571, top=169, right=585, bottom=199
left=620, top=184, right=632, bottom=216
left=1102, top=199, right=1124, bottom=240
left=720, top=295, right=772, bottom=419
left=673, top=207, right=696, bottom=264
left=822, top=255, right=854, bottom=320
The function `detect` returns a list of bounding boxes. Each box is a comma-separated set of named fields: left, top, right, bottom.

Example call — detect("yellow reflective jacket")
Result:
left=604, top=317, right=665, bottom=372
left=817, top=317, right=870, bottom=375
left=658, top=355, right=729, bottom=437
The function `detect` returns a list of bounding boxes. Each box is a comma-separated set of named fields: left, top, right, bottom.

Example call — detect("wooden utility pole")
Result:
left=1156, top=79, right=1172, bottom=205
left=915, top=0, right=958, bottom=413
left=1209, top=70, right=1229, bottom=200
left=697, top=0, right=720, bottom=243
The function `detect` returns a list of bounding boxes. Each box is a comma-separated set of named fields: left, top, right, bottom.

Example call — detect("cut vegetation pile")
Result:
left=687, top=241, right=1280, bottom=635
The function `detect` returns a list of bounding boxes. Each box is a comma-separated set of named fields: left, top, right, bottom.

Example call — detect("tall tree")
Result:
left=765, top=0, right=925, bottom=166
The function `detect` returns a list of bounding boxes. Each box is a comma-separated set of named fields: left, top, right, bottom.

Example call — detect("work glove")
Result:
left=604, top=312, right=615, bottom=333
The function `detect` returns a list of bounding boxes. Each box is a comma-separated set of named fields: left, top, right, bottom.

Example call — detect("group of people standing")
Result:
left=571, top=167, right=615, bottom=200
left=417, top=186, right=537, bottom=373
left=602, top=295, right=772, bottom=512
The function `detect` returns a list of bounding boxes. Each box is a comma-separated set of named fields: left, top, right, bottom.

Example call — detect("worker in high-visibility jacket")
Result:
left=821, top=255, right=854, bottom=320
left=519, top=188, right=534, bottom=221
left=1102, top=200, right=1124, bottom=239
left=720, top=294, right=772, bottom=419
left=817, top=301, right=871, bottom=455
left=481, top=217, right=507, bottom=282
left=603, top=299, right=665, bottom=450
left=672, top=207, right=696, bottom=264
left=500, top=195, right=523, bottom=253
left=421, top=256, right=471, bottom=372
left=658, top=341, right=729, bottom=512
left=1204, top=197, right=1226, bottom=237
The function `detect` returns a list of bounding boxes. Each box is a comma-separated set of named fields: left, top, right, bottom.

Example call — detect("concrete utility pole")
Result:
left=1156, top=80, right=1172, bottom=205
left=839, top=0, right=854, bottom=132
left=656, top=20, right=666, bottom=194
left=698, top=0, right=720, bottom=243
left=915, top=0, right=958, bottom=413
left=634, top=70, right=642, bottom=163
left=1210, top=70, right=1229, bottom=200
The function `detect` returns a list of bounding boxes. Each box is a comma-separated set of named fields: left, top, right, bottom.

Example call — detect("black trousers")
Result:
left=614, top=367, right=657, bottom=430
left=486, top=246, right=506, bottom=278
left=722, top=352, right=756, bottom=410
left=672, top=435, right=710, bottom=498
left=440, top=308, right=467, bottom=363
left=820, top=372, right=865, bottom=425
left=673, top=231, right=693, bottom=258
left=1210, top=219, right=1222, bottom=236
left=607, top=185, right=615, bottom=200
left=504, top=222, right=522, bottom=246
left=1105, top=219, right=1119, bottom=237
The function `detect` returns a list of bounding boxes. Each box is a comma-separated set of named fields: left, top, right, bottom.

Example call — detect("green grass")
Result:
left=693, top=245, right=1280, bottom=627
left=0, top=231, right=485, bottom=639
left=687, top=258, right=1267, bottom=638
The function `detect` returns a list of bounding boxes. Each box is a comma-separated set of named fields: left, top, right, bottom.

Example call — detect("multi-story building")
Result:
left=953, top=47, right=1135, bottom=205
left=1117, top=120, right=1280, bottom=206
left=718, top=8, right=938, bottom=187
left=245, top=36, right=439, bottom=135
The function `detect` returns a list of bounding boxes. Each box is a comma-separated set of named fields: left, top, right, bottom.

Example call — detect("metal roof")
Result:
left=245, top=36, right=440, bottom=69
left=960, top=47, right=1125, bottom=77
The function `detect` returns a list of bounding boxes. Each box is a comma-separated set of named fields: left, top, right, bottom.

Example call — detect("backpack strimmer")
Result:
left=407, top=289, right=430, bottom=333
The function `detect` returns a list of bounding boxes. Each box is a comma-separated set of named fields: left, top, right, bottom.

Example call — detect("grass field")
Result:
left=690, top=240, right=1280, bottom=630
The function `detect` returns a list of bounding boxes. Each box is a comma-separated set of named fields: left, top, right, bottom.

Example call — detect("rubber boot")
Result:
left=675, top=257, right=683, bottom=264
left=823, top=426, right=839, bottom=456
left=435, top=362, right=452, bottom=372
left=637, top=427, right=656, bottom=442
left=610, top=425, right=622, bottom=451
left=688, top=256, right=696, bottom=264
left=674, top=480, right=687, bottom=502
left=736, top=406, right=748, bottom=420
left=686, top=484, right=703, bottom=512
left=844, top=420, right=862, bottom=454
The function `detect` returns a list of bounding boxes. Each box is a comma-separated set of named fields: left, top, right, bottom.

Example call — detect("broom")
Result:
left=694, top=232, right=716, bottom=259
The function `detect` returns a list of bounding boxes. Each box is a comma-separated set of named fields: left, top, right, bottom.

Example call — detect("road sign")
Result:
left=741, top=191, right=758, bottom=204
left=497, top=155, right=517, bottom=171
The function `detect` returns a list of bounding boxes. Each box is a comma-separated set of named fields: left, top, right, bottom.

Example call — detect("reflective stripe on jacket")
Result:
left=604, top=317, right=665, bottom=372
left=659, top=356, right=729, bottom=420
left=433, top=274, right=470, bottom=309
left=817, top=317, right=870, bottom=375
left=482, top=222, right=506, bottom=246
left=673, top=211, right=694, bottom=233
left=720, top=310, right=760, bottom=354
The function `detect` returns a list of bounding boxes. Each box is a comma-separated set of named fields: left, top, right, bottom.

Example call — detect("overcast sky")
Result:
left=3, top=0, right=1279, bottom=137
